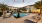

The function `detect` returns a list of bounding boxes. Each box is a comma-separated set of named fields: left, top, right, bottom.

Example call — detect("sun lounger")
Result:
left=32, top=15, right=41, bottom=23
left=3, top=13, right=11, bottom=18
left=24, top=19, right=36, bottom=23
left=32, top=16, right=35, bottom=19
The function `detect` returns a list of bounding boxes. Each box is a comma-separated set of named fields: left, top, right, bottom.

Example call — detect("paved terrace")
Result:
left=0, top=13, right=42, bottom=23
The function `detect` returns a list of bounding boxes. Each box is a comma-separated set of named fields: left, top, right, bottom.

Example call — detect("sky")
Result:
left=0, top=0, right=41, bottom=7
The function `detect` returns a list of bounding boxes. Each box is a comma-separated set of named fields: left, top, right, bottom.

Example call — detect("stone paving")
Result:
left=0, top=13, right=42, bottom=23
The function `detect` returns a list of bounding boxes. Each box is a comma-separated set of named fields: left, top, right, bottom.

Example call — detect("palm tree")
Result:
left=0, top=3, right=9, bottom=11
left=14, top=9, right=20, bottom=18
left=17, top=9, right=20, bottom=18
left=34, top=1, right=42, bottom=23
left=34, top=1, right=42, bottom=14
left=0, top=3, right=9, bottom=17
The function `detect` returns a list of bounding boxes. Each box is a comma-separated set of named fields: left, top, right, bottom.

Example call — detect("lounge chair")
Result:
left=32, top=16, right=41, bottom=23
left=32, top=16, right=35, bottom=19
left=24, top=19, right=36, bottom=23
left=3, top=13, right=11, bottom=18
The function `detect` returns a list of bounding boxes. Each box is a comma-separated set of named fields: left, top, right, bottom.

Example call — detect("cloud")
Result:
left=8, top=3, right=35, bottom=7
left=0, top=0, right=40, bottom=7
left=0, top=0, right=4, bottom=3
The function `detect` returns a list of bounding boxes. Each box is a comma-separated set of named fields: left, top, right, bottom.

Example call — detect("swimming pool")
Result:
left=13, top=13, right=30, bottom=17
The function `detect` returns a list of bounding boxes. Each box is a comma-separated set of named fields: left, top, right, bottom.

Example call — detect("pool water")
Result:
left=13, top=13, right=30, bottom=17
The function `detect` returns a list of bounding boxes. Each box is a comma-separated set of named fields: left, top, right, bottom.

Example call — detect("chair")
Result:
left=24, top=19, right=35, bottom=23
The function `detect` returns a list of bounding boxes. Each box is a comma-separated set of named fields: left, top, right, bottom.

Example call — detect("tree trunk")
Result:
left=40, top=8, right=42, bottom=18
left=40, top=8, right=42, bottom=14
left=41, top=0, right=42, bottom=1
left=17, top=12, right=20, bottom=18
